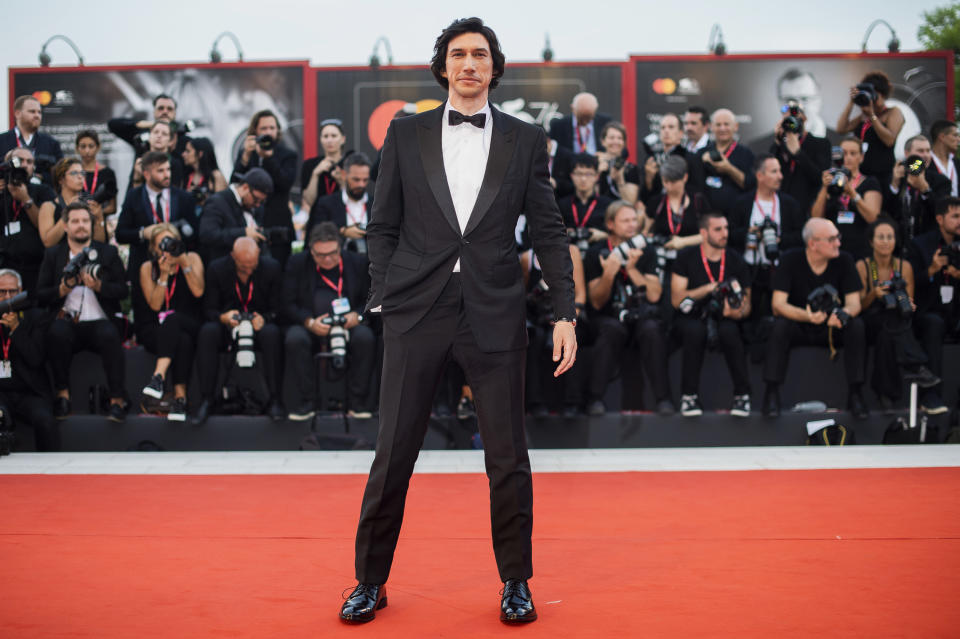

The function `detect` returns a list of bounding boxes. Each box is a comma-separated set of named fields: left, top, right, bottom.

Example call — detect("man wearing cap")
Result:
left=198, top=167, right=273, bottom=263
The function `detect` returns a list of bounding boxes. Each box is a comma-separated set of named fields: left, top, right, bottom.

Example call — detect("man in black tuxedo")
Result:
left=340, top=18, right=577, bottom=626
left=888, top=135, right=951, bottom=239
left=0, top=96, right=63, bottom=187
left=198, top=168, right=272, bottom=263
left=306, top=152, right=374, bottom=252
left=929, top=120, right=960, bottom=198
left=548, top=91, right=611, bottom=155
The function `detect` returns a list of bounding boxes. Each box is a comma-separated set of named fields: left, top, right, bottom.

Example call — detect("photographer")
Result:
left=137, top=224, right=204, bottom=422
left=907, top=197, right=960, bottom=414
left=770, top=102, right=831, bottom=214
left=231, top=110, right=298, bottom=267
left=762, top=218, right=866, bottom=419
left=557, top=154, right=612, bottom=247
left=836, top=71, right=904, bottom=185
left=75, top=130, right=118, bottom=219
left=683, top=107, right=711, bottom=154
left=0, top=269, right=59, bottom=451
left=596, top=122, right=640, bottom=205
left=108, top=93, right=189, bottom=159
left=283, top=223, right=375, bottom=420
left=810, top=136, right=882, bottom=259
left=306, top=152, right=374, bottom=253
left=194, top=237, right=284, bottom=424
left=128, top=121, right=185, bottom=192
left=671, top=211, right=752, bottom=417
left=40, top=158, right=107, bottom=248
left=198, top=168, right=272, bottom=263
left=0, top=148, right=56, bottom=292
left=856, top=217, right=938, bottom=412
left=643, top=156, right=708, bottom=269
left=929, top=120, right=959, bottom=198
left=584, top=200, right=672, bottom=416
left=888, top=135, right=950, bottom=239
left=300, top=118, right=347, bottom=213
left=0, top=96, right=63, bottom=188
left=181, top=137, right=227, bottom=215
left=37, top=202, right=128, bottom=422
left=701, top=109, right=755, bottom=216
left=641, top=113, right=705, bottom=203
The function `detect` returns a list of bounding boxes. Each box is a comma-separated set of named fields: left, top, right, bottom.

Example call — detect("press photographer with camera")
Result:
left=683, top=107, right=711, bottom=154
left=811, top=136, right=882, bottom=259
left=0, top=96, right=63, bottom=188
left=0, top=148, right=56, bottom=292
left=0, top=269, right=59, bottom=451
left=557, top=154, right=612, bottom=250
left=195, top=236, right=284, bottom=424
left=283, top=222, right=375, bottom=421
left=300, top=118, right=348, bottom=213
left=137, top=224, right=204, bottom=422
left=74, top=130, right=118, bottom=220
left=181, top=137, right=227, bottom=214
left=929, top=120, right=960, bottom=198
left=762, top=218, right=866, bottom=419
left=40, top=158, right=108, bottom=248
left=701, top=109, right=755, bottom=216
left=595, top=122, right=640, bottom=205
left=641, top=113, right=706, bottom=204
left=231, top=110, right=298, bottom=267
left=855, top=217, right=938, bottom=412
left=198, top=168, right=273, bottom=263
left=306, top=152, right=374, bottom=253
left=129, top=121, right=185, bottom=192
left=584, top=200, right=672, bottom=416
left=108, top=94, right=190, bottom=162
left=836, top=71, right=904, bottom=185
left=37, top=202, right=128, bottom=422
left=888, top=135, right=950, bottom=239
left=643, top=156, right=708, bottom=266
left=907, top=197, right=960, bottom=414
left=671, top=211, right=752, bottom=417
left=770, top=101, right=831, bottom=214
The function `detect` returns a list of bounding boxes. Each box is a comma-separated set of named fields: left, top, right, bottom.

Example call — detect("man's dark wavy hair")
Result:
left=430, top=17, right=505, bottom=91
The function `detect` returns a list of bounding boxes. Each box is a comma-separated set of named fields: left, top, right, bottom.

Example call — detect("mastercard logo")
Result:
left=32, top=90, right=52, bottom=106
left=368, top=98, right=444, bottom=149
left=652, top=78, right=676, bottom=95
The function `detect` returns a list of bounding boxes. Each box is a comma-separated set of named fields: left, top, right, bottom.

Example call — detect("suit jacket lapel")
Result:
left=417, top=105, right=461, bottom=237
left=463, top=107, right=516, bottom=237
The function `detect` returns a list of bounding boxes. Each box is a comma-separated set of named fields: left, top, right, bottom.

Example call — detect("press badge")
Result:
left=158, top=310, right=175, bottom=324
left=6, top=221, right=20, bottom=235
left=0, top=360, right=11, bottom=379
left=836, top=211, right=855, bottom=224
left=941, top=286, right=954, bottom=304
left=332, top=297, right=351, bottom=315
left=705, top=176, right=723, bottom=189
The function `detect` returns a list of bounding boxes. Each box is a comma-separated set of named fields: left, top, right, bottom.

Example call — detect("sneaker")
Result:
left=168, top=397, right=187, bottom=422
left=904, top=365, right=940, bottom=389
left=288, top=401, right=316, bottom=422
left=348, top=409, right=373, bottom=419
left=921, top=392, right=948, bottom=416
left=656, top=398, right=676, bottom=416
left=730, top=395, right=751, bottom=418
left=680, top=395, right=703, bottom=417
left=142, top=374, right=164, bottom=399
left=457, top=397, right=476, bottom=420
left=107, top=402, right=126, bottom=423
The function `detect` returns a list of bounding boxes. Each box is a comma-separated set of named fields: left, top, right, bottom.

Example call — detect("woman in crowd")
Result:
left=130, top=121, right=183, bottom=190
left=596, top=121, right=640, bottom=205
left=836, top=70, right=904, bottom=185
left=75, top=129, right=118, bottom=218
left=181, top=136, right=227, bottom=212
left=39, top=157, right=107, bottom=246
left=643, top=156, right=706, bottom=254
left=138, top=224, right=205, bottom=422
left=300, top=118, right=347, bottom=212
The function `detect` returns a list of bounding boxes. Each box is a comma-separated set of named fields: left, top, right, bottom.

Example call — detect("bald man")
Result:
left=549, top=91, right=611, bottom=154
left=701, top=108, right=755, bottom=216
left=763, top=218, right=867, bottom=419
left=194, top=235, right=285, bottom=424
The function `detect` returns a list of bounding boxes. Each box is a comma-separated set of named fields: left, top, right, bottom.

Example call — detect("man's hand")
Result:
left=8, top=181, right=29, bottom=203
left=906, top=172, right=930, bottom=193
left=929, top=248, right=949, bottom=277
left=624, top=248, right=644, bottom=270
left=827, top=312, right=844, bottom=329
left=251, top=312, right=265, bottom=331
left=245, top=226, right=267, bottom=242
left=664, top=236, right=683, bottom=251
left=552, top=321, right=577, bottom=377
left=783, top=131, right=801, bottom=155
left=220, top=310, right=240, bottom=328
left=344, top=311, right=360, bottom=330
left=946, top=266, right=960, bottom=280
left=806, top=304, right=827, bottom=325
left=312, top=313, right=332, bottom=337
left=80, top=271, right=101, bottom=292
left=0, top=311, right=20, bottom=333
left=599, top=250, right=623, bottom=278
left=722, top=298, right=740, bottom=319
left=587, top=228, right=607, bottom=242
left=342, top=225, right=366, bottom=239
left=242, top=135, right=258, bottom=162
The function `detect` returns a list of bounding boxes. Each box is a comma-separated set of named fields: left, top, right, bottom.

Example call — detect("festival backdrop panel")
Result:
left=314, top=64, right=622, bottom=162
left=632, top=54, right=950, bottom=159
left=12, top=64, right=305, bottom=193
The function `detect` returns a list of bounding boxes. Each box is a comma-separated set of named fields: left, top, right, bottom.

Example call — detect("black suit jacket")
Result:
left=770, top=133, right=832, bottom=215
left=282, top=250, right=370, bottom=326
left=728, top=190, right=806, bottom=256
left=886, top=165, right=951, bottom=238
left=367, top=104, right=575, bottom=352
left=35, top=241, right=128, bottom=319
left=548, top=113, right=612, bottom=153
left=198, top=189, right=264, bottom=263
left=203, top=254, right=282, bottom=323
left=306, top=190, right=375, bottom=241
left=115, top=185, right=199, bottom=278
left=0, top=129, right=63, bottom=186
left=231, top=144, right=298, bottom=231
left=0, top=308, right=51, bottom=395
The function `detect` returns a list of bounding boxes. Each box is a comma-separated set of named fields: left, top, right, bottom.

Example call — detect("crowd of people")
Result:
left=0, top=68, right=958, bottom=449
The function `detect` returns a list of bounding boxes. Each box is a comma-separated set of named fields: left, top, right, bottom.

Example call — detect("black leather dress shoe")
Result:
left=500, top=579, right=537, bottom=624
left=339, top=583, right=386, bottom=623
left=762, top=387, right=780, bottom=418
left=848, top=391, right=869, bottom=420
left=192, top=399, right=211, bottom=426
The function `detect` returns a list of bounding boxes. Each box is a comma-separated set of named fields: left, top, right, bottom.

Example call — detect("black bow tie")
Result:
left=448, top=110, right=486, bottom=129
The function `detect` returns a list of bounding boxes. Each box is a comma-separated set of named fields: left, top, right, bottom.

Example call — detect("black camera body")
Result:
left=62, top=246, right=101, bottom=285
left=759, top=217, right=780, bottom=262
left=807, top=284, right=850, bottom=327
left=827, top=167, right=852, bottom=198
left=613, top=283, right=659, bottom=325
left=78, top=183, right=114, bottom=206
left=256, top=134, right=275, bottom=151
left=0, top=291, right=33, bottom=315
left=612, top=154, right=626, bottom=171
left=853, top=82, right=878, bottom=107
left=158, top=235, right=185, bottom=257
left=685, top=278, right=745, bottom=348
left=567, top=227, right=591, bottom=252
left=261, top=226, right=291, bottom=245
left=320, top=313, right=350, bottom=370
left=902, top=155, right=925, bottom=177
left=708, top=148, right=722, bottom=163
left=782, top=115, right=803, bottom=135
left=0, top=156, right=29, bottom=187
left=879, top=274, right=913, bottom=319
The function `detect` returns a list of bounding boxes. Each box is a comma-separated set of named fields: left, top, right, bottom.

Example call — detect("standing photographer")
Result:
left=128, top=122, right=184, bottom=192
left=75, top=130, right=118, bottom=220
left=300, top=118, right=347, bottom=213
left=41, top=158, right=108, bottom=248
left=641, top=113, right=705, bottom=203
left=762, top=218, right=866, bottom=419
left=306, top=152, right=374, bottom=252
left=0, top=148, right=56, bottom=292
left=108, top=94, right=189, bottom=160
left=836, top=70, right=904, bottom=186
left=0, top=96, right=63, bottom=188
left=36, top=202, right=128, bottom=422
left=671, top=211, right=752, bottom=417
left=770, top=102, right=831, bottom=214
left=181, top=137, right=227, bottom=215
left=888, top=135, right=950, bottom=240
left=700, top=109, right=755, bottom=217
left=231, top=110, right=298, bottom=267
left=596, top=122, right=640, bottom=205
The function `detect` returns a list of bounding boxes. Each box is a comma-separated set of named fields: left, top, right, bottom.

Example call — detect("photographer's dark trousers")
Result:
left=284, top=324, right=376, bottom=411
left=526, top=323, right=586, bottom=408
left=47, top=318, right=125, bottom=399
left=864, top=311, right=928, bottom=400
left=674, top=316, right=751, bottom=396
left=136, top=313, right=201, bottom=386
left=915, top=313, right=947, bottom=395
left=195, top=321, right=283, bottom=401
left=763, top=317, right=866, bottom=386
left=589, top=314, right=669, bottom=403
left=355, top=274, right=531, bottom=584
left=0, top=390, right=58, bottom=451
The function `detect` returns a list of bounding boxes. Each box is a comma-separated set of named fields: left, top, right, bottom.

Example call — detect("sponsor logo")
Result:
left=32, top=90, right=52, bottom=106
left=652, top=78, right=676, bottom=95
left=54, top=90, right=75, bottom=107
left=677, top=78, right=701, bottom=96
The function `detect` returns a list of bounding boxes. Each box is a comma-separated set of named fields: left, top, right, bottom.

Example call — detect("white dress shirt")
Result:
left=442, top=101, right=492, bottom=272
left=931, top=152, right=958, bottom=197
left=144, top=184, right=171, bottom=223
left=62, top=247, right=108, bottom=322
left=230, top=184, right=258, bottom=228
left=745, top=194, right=781, bottom=266
left=342, top=190, right=369, bottom=227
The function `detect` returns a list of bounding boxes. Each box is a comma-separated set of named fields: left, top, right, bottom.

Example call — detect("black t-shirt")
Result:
left=671, top=245, right=752, bottom=290
left=557, top=194, right=612, bottom=232
left=702, top=142, right=756, bottom=215
left=82, top=166, right=118, bottom=203
left=597, top=164, right=641, bottom=200
left=822, top=174, right=881, bottom=260
left=584, top=239, right=658, bottom=317
left=646, top=192, right=709, bottom=239
left=0, top=182, right=55, bottom=269
left=773, top=248, right=862, bottom=309
left=300, top=156, right=342, bottom=197
left=312, top=263, right=343, bottom=317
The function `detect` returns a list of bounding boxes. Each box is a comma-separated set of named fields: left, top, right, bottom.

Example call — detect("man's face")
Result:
left=149, top=125, right=171, bottom=151
left=344, top=165, right=370, bottom=201
left=309, top=240, right=341, bottom=270
left=0, top=274, right=21, bottom=300
left=10, top=150, right=35, bottom=177
left=778, top=74, right=823, bottom=121
left=146, top=161, right=172, bottom=190
left=570, top=164, right=598, bottom=195
left=938, top=126, right=960, bottom=154
left=15, top=99, right=42, bottom=132
left=256, top=116, right=279, bottom=139
left=939, top=207, right=960, bottom=237
left=240, top=185, right=267, bottom=209
left=711, top=111, right=737, bottom=144
left=65, top=210, right=92, bottom=243
left=233, top=249, right=260, bottom=280
left=683, top=111, right=708, bottom=142
left=841, top=141, right=863, bottom=172
left=811, top=222, right=841, bottom=259
left=659, top=114, right=683, bottom=148
left=154, top=98, right=176, bottom=122
left=442, top=32, right=493, bottom=101
left=702, top=217, right=729, bottom=249
left=607, top=206, right=639, bottom=240
left=906, top=139, right=933, bottom=165
left=757, top=158, right=783, bottom=191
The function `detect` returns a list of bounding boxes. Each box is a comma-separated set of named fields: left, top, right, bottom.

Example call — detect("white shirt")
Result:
left=230, top=184, right=258, bottom=229
left=442, top=100, right=492, bottom=272
left=14, top=126, right=34, bottom=147
left=745, top=194, right=781, bottom=266
left=342, top=190, right=369, bottom=227
left=62, top=247, right=108, bottom=322
left=931, top=152, right=958, bottom=197
left=144, top=184, right=171, bottom=223
left=686, top=132, right=710, bottom=154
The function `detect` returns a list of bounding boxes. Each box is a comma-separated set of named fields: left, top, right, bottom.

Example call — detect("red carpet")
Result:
left=1, top=468, right=958, bottom=637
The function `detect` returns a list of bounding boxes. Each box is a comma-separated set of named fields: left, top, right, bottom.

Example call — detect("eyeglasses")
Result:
left=310, top=247, right=340, bottom=259
left=571, top=171, right=597, bottom=178
left=815, top=235, right=841, bottom=243
left=0, top=289, right=21, bottom=296
left=66, top=170, right=85, bottom=177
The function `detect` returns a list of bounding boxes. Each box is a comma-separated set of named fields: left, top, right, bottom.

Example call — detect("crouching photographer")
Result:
left=584, top=200, right=672, bottom=416
left=283, top=223, right=376, bottom=421
left=762, top=218, right=867, bottom=419
left=195, top=237, right=284, bottom=424
left=671, top=212, right=752, bottom=417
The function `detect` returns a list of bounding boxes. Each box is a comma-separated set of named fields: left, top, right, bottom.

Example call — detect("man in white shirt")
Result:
left=306, top=152, right=374, bottom=253
left=930, top=119, right=960, bottom=198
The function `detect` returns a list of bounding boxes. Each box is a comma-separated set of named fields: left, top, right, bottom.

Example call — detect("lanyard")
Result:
left=665, top=195, right=685, bottom=235
left=186, top=172, right=204, bottom=191
left=317, top=258, right=344, bottom=296
left=754, top=194, right=777, bottom=223
left=839, top=174, right=865, bottom=210
left=323, top=174, right=337, bottom=196
left=235, top=279, right=253, bottom=312
left=700, top=245, right=726, bottom=283
left=11, top=200, right=22, bottom=221
left=164, top=270, right=178, bottom=310
left=1, top=329, right=10, bottom=360
left=346, top=201, right=367, bottom=227
left=575, top=124, right=588, bottom=153
left=148, top=192, right=169, bottom=223
left=719, top=141, right=737, bottom=159
left=84, top=166, right=99, bottom=195
left=571, top=198, right=597, bottom=228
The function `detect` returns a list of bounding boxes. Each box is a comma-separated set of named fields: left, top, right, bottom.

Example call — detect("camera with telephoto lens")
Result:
left=190, top=185, right=209, bottom=207
left=260, top=226, right=291, bottom=245
left=759, top=217, right=780, bottom=262
left=567, top=227, right=592, bottom=252
left=171, top=119, right=195, bottom=136
left=681, top=278, right=744, bottom=349
left=782, top=115, right=803, bottom=135
left=902, top=155, right=925, bottom=177
left=231, top=311, right=257, bottom=368
left=78, top=182, right=113, bottom=206
left=827, top=167, right=852, bottom=198
left=256, top=134, right=275, bottom=151
left=0, top=156, right=29, bottom=187
left=158, top=235, right=185, bottom=257
left=614, top=283, right=660, bottom=324
left=608, top=235, right=647, bottom=262
left=320, top=313, right=350, bottom=371
left=62, top=246, right=101, bottom=286
left=0, top=290, right=33, bottom=315
left=878, top=274, right=913, bottom=320
left=807, top=284, right=849, bottom=327
left=853, top=82, right=878, bottom=107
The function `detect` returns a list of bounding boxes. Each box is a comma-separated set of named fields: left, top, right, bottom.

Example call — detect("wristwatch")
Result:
left=554, top=317, right=577, bottom=327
